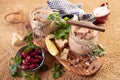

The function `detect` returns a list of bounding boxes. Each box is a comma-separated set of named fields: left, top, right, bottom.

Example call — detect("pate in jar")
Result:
left=29, top=7, right=52, bottom=40
left=69, top=22, right=98, bottom=55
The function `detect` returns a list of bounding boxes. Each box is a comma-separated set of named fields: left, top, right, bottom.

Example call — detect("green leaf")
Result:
left=24, top=44, right=39, bottom=52
left=23, top=32, right=33, bottom=44
left=11, top=56, right=21, bottom=65
left=47, top=13, right=71, bottom=40
left=10, top=64, right=20, bottom=77
left=52, top=63, right=63, bottom=79
left=10, top=56, right=22, bottom=77
left=23, top=47, right=31, bottom=52
left=47, top=13, right=61, bottom=21
left=22, top=71, right=30, bottom=77
left=52, top=26, right=70, bottom=40
left=64, top=17, right=70, bottom=21
left=53, top=72, right=60, bottom=79
left=22, top=72, right=40, bottom=80
left=57, top=32, right=66, bottom=39
left=90, top=44, right=106, bottom=56
left=31, top=73, right=40, bottom=80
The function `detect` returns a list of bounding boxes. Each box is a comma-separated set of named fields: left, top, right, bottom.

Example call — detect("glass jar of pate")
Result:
left=29, top=7, right=52, bottom=40
left=69, top=23, right=98, bottom=55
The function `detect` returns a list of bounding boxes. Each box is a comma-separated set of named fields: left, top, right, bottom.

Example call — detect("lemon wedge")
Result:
left=45, top=37, right=59, bottom=56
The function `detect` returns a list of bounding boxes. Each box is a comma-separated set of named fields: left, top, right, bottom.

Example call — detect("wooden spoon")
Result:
left=67, top=20, right=105, bottom=32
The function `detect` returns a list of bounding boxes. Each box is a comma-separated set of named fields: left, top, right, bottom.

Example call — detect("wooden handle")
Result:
left=67, top=20, right=105, bottom=32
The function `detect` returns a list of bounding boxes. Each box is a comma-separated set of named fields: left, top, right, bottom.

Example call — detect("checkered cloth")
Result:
left=47, top=0, right=96, bottom=21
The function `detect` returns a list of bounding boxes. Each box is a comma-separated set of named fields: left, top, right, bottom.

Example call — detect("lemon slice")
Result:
left=45, top=37, right=59, bottom=56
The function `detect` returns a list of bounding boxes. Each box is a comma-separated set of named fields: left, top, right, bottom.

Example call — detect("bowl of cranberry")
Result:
left=16, top=45, right=44, bottom=71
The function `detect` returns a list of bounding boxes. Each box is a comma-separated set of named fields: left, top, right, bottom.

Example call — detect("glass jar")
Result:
left=69, top=25, right=98, bottom=55
left=29, top=7, right=52, bottom=40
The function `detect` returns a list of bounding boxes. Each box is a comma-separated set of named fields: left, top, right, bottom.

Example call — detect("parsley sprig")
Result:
left=10, top=56, right=22, bottom=77
left=47, top=13, right=61, bottom=22
left=90, top=44, right=106, bottom=56
left=52, top=63, right=63, bottom=79
left=22, top=71, right=40, bottom=80
left=47, top=13, right=71, bottom=40
left=23, top=32, right=39, bottom=52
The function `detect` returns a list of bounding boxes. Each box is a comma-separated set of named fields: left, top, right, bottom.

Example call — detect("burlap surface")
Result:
left=0, top=0, right=120, bottom=80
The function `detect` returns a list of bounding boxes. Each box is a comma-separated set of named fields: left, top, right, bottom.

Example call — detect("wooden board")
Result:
left=55, top=54, right=104, bottom=76
left=33, top=38, right=104, bottom=76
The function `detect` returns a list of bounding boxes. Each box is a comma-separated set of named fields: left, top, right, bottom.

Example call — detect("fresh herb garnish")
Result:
left=10, top=56, right=41, bottom=79
left=24, top=32, right=33, bottom=45
left=63, top=17, right=70, bottom=21
left=47, top=13, right=71, bottom=40
left=11, top=56, right=22, bottom=65
left=24, top=44, right=39, bottom=52
left=52, top=63, right=63, bottom=79
left=47, top=13, right=61, bottom=22
left=90, top=44, right=106, bottom=56
left=22, top=71, right=40, bottom=80
left=23, top=32, right=39, bottom=52
left=10, top=56, right=22, bottom=77
left=10, top=64, right=20, bottom=77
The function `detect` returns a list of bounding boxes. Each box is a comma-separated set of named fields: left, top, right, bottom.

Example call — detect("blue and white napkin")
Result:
left=47, top=0, right=96, bottom=22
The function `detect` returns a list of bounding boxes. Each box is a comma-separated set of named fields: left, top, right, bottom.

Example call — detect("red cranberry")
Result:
left=29, top=64, right=35, bottom=69
left=21, top=64, right=29, bottom=69
left=35, top=50, right=41, bottom=54
left=30, top=52, right=38, bottom=57
left=30, top=59, right=39, bottom=64
left=35, top=55, right=42, bottom=61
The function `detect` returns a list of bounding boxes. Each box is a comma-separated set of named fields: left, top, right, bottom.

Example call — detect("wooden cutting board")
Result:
left=33, top=38, right=104, bottom=76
